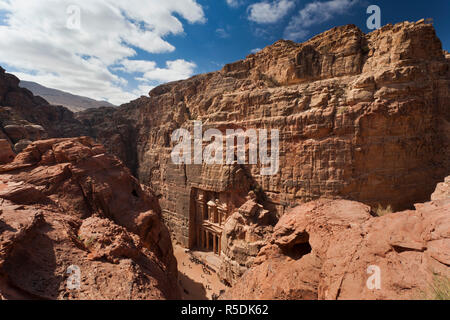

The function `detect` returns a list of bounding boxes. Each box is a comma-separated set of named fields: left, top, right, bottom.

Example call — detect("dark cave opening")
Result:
left=280, top=232, right=312, bottom=260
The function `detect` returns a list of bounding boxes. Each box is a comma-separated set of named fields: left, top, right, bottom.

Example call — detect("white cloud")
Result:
left=0, top=0, right=205, bottom=105
left=226, top=0, right=244, bottom=8
left=251, top=48, right=262, bottom=54
left=133, top=84, right=156, bottom=97
left=285, top=0, right=359, bottom=40
left=122, top=59, right=197, bottom=83
left=248, top=0, right=295, bottom=24
left=253, top=27, right=272, bottom=39
left=120, top=60, right=158, bottom=74
left=216, top=28, right=231, bottom=38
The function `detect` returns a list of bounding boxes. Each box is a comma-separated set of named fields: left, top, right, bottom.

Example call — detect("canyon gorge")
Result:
left=0, top=19, right=449, bottom=300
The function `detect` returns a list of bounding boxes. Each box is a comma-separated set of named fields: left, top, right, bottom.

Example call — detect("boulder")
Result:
left=0, top=137, right=179, bottom=300
left=223, top=180, right=450, bottom=300
left=0, top=139, right=15, bottom=164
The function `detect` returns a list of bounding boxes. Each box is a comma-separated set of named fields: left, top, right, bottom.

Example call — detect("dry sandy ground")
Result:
left=173, top=244, right=227, bottom=300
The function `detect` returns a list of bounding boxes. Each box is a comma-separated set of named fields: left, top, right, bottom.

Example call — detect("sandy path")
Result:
left=173, top=244, right=227, bottom=300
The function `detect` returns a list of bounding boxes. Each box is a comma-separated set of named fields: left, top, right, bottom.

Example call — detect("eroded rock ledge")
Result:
left=76, top=20, right=449, bottom=251
left=222, top=178, right=450, bottom=300
left=0, top=67, right=87, bottom=157
left=0, top=137, right=179, bottom=299
left=0, top=19, right=448, bottom=300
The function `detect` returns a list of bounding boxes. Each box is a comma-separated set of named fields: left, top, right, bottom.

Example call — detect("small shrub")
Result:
left=375, top=204, right=393, bottom=217
left=84, top=236, right=96, bottom=247
left=421, top=275, right=450, bottom=300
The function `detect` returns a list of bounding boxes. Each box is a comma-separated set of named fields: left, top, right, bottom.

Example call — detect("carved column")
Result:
left=197, top=192, right=205, bottom=222
left=202, top=229, right=205, bottom=249
left=197, top=226, right=200, bottom=248
left=218, top=235, right=222, bottom=256
left=218, top=202, right=228, bottom=226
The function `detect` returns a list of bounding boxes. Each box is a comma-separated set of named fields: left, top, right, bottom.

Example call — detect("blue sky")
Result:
left=0, top=0, right=448, bottom=104
left=173, top=0, right=450, bottom=73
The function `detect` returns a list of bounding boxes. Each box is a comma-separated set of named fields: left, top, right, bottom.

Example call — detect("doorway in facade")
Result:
left=190, top=188, right=231, bottom=256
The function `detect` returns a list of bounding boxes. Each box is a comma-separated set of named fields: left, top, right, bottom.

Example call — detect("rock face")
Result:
left=77, top=21, right=450, bottom=252
left=219, top=195, right=274, bottom=285
left=223, top=177, right=450, bottom=300
left=0, top=137, right=179, bottom=299
left=0, top=20, right=448, bottom=300
left=432, top=176, right=450, bottom=201
left=0, top=139, right=15, bottom=164
left=0, top=67, right=87, bottom=157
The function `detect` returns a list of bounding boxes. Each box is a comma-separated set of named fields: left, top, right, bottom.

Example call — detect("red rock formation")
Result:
left=432, top=176, right=450, bottom=201
left=0, top=67, right=88, bottom=154
left=1, top=20, right=448, bottom=300
left=223, top=177, right=450, bottom=300
left=0, top=137, right=179, bottom=299
left=219, top=194, right=274, bottom=285
left=0, top=139, right=15, bottom=164
left=77, top=20, right=450, bottom=251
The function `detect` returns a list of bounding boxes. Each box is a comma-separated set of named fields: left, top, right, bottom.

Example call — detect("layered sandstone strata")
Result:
left=0, top=20, right=448, bottom=299
left=219, top=195, right=274, bottom=285
left=0, top=137, right=179, bottom=299
left=78, top=20, right=449, bottom=251
left=222, top=177, right=450, bottom=300
left=0, top=67, right=87, bottom=154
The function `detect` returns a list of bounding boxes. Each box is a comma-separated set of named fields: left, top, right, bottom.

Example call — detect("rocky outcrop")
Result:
left=0, top=20, right=448, bottom=300
left=432, top=176, right=450, bottom=201
left=76, top=20, right=450, bottom=249
left=223, top=177, right=450, bottom=300
left=0, top=137, right=179, bottom=299
left=0, top=67, right=88, bottom=155
left=75, top=106, right=139, bottom=176
left=219, top=194, right=274, bottom=285
left=0, top=139, right=15, bottom=164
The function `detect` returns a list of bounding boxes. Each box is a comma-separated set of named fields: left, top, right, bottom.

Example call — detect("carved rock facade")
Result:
left=79, top=21, right=449, bottom=256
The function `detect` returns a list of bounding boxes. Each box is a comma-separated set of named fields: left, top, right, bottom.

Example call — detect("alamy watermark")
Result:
left=366, top=265, right=381, bottom=290
left=66, top=265, right=81, bottom=290
left=66, top=4, right=81, bottom=30
left=367, top=5, right=381, bottom=30
left=170, top=121, right=280, bottom=176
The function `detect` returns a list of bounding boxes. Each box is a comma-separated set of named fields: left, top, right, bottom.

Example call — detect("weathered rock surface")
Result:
left=0, top=67, right=88, bottom=155
left=0, top=137, right=179, bottom=299
left=223, top=177, right=450, bottom=300
left=76, top=20, right=450, bottom=249
left=0, top=139, right=15, bottom=164
left=432, top=176, right=450, bottom=201
left=0, top=20, right=448, bottom=301
left=219, top=194, right=274, bottom=285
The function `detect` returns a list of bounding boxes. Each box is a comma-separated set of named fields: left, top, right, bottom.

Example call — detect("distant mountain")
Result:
left=19, top=80, right=116, bottom=112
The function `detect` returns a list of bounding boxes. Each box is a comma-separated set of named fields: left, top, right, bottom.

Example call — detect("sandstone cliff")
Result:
left=219, top=194, right=274, bottom=285
left=77, top=20, right=449, bottom=251
left=222, top=177, right=450, bottom=300
left=0, top=67, right=87, bottom=157
left=0, top=137, right=179, bottom=299
left=0, top=19, right=448, bottom=300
